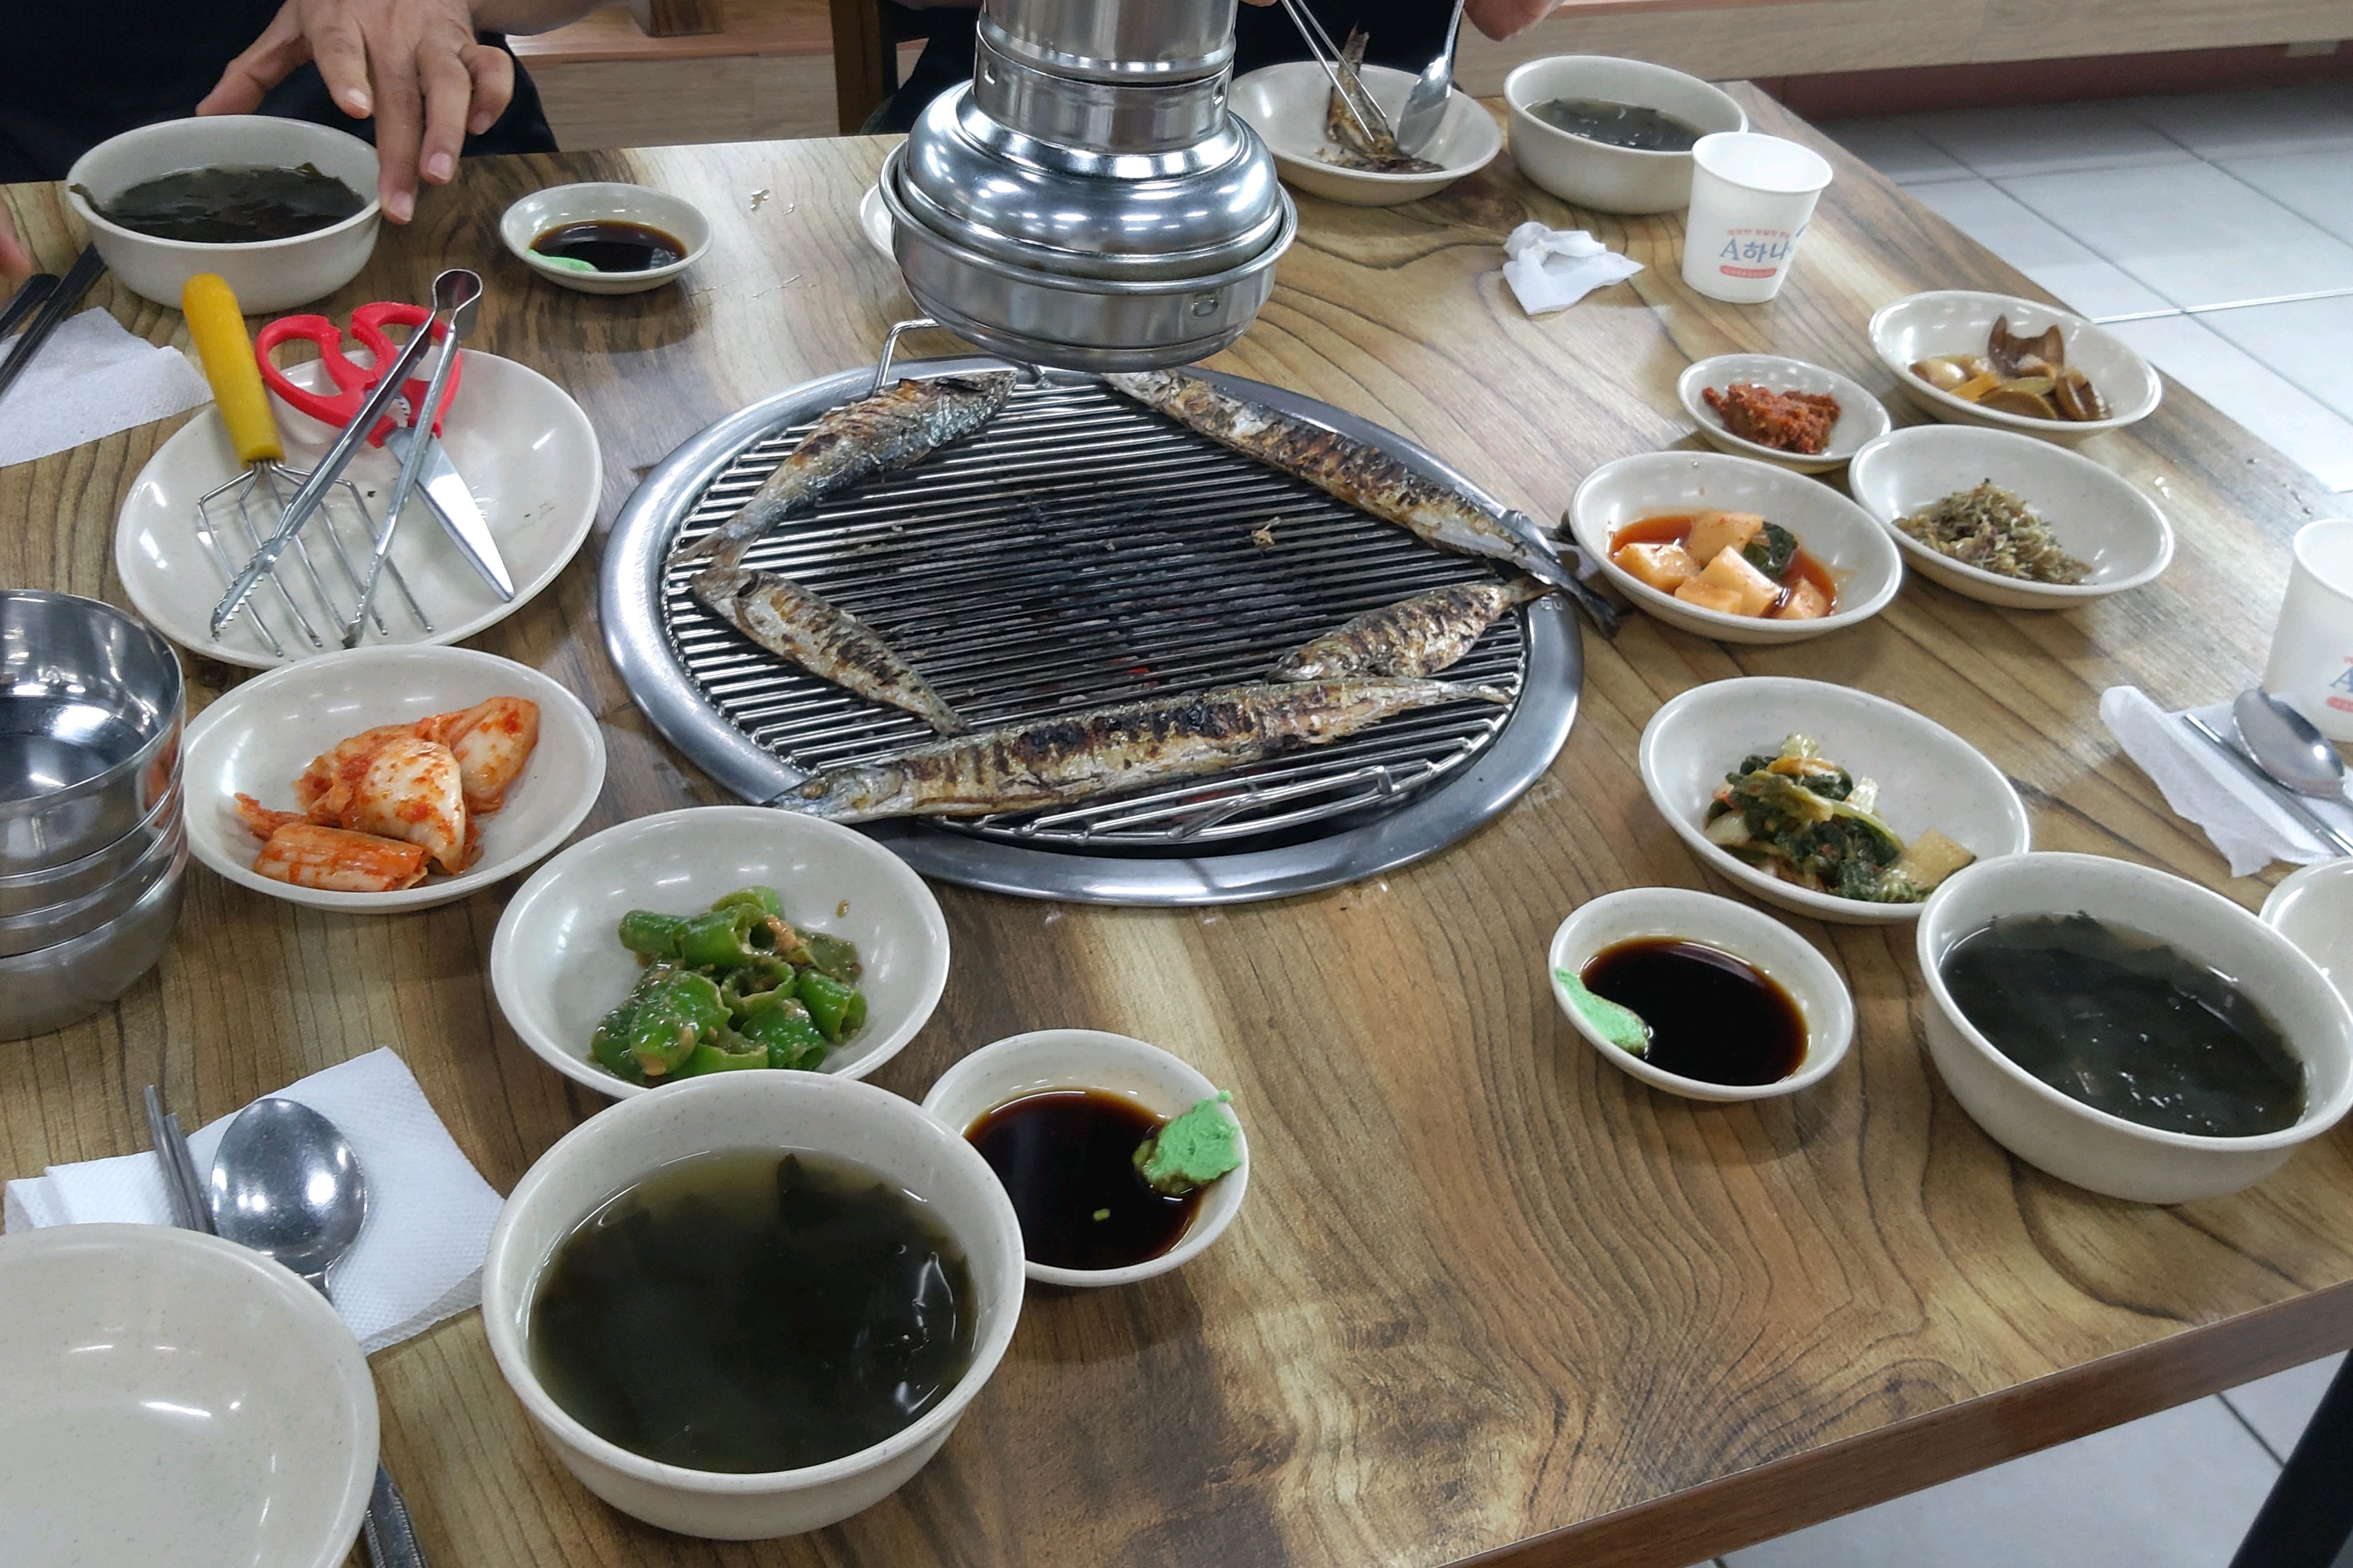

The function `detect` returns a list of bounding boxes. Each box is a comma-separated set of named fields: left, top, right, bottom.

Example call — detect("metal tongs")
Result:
left=210, top=268, right=485, bottom=645
left=1272, top=0, right=1398, bottom=150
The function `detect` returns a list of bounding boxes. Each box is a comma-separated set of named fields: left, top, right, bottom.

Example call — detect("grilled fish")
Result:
left=776, top=678, right=1504, bottom=823
left=671, top=372, right=1015, bottom=566
left=1104, top=368, right=1622, bottom=635
left=1322, top=29, right=1442, bottom=175
left=691, top=564, right=966, bottom=734
left=1273, top=579, right=1553, bottom=681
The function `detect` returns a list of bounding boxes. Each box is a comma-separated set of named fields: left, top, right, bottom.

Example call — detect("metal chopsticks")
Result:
left=142, top=1084, right=218, bottom=1235
left=0, top=244, right=106, bottom=408
left=1272, top=0, right=1398, bottom=148
left=2182, top=712, right=2353, bottom=858
left=0, top=271, right=59, bottom=341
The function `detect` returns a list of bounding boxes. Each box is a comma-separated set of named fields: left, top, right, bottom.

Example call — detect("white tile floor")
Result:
left=1826, top=86, right=2353, bottom=498
left=1701, top=89, right=2353, bottom=1567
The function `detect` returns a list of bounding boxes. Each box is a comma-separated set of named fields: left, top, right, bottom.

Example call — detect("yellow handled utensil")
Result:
left=181, top=274, right=284, bottom=467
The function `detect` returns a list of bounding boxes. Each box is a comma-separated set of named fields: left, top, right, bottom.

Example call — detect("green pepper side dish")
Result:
left=591, top=885, right=867, bottom=1085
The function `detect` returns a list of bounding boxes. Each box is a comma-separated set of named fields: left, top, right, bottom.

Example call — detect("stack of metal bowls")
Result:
left=1, top=591, right=189, bottom=1040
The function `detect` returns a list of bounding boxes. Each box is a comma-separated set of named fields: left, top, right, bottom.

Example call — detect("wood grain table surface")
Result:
left=3, top=85, right=2349, bottom=1568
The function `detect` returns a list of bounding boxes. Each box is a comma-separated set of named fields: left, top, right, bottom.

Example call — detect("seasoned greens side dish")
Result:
left=591, top=885, right=866, bottom=1084
left=1702, top=735, right=1976, bottom=904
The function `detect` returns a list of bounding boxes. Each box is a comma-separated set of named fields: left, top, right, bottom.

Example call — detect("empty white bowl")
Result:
left=1639, top=676, right=2031, bottom=926
left=491, top=805, right=950, bottom=1097
left=65, top=115, right=380, bottom=313
left=481, top=1071, right=1024, bottom=1537
left=1230, top=63, right=1502, bottom=206
left=2264, top=858, right=2353, bottom=1014
left=1502, top=55, right=1746, bottom=214
left=0, top=1224, right=376, bottom=1568
left=183, top=645, right=606, bottom=912
left=921, top=1029, right=1249, bottom=1288
left=1917, top=853, right=2353, bottom=1203
left=1847, top=424, right=2175, bottom=609
left=1566, top=451, right=1903, bottom=643
left=1677, top=354, right=1892, bottom=473
left=1869, top=290, right=2162, bottom=443
left=499, top=181, right=713, bottom=295
left=1546, top=887, right=1853, bottom=1101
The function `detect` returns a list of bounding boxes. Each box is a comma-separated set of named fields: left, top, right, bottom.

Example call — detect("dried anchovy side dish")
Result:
left=1896, top=482, right=2089, bottom=584
left=1703, top=734, right=1976, bottom=904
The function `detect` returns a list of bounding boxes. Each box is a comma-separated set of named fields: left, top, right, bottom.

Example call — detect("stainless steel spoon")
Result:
left=210, top=1097, right=432, bottom=1568
left=2225, top=689, right=2353, bottom=858
left=1394, top=0, right=1468, bottom=156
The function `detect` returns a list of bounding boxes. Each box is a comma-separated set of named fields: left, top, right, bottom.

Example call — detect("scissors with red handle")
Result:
left=253, top=304, right=512, bottom=599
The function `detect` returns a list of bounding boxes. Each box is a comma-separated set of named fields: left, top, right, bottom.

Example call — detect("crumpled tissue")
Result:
left=1501, top=222, right=1644, bottom=316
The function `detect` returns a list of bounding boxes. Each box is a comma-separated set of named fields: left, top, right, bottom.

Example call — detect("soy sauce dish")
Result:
left=1548, top=887, right=1854, bottom=1102
left=499, top=181, right=712, bottom=295
left=920, top=1029, right=1249, bottom=1288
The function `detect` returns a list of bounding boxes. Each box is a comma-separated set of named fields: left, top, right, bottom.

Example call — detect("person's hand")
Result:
left=197, top=0, right=516, bottom=224
left=1466, top=0, right=1564, bottom=39
left=0, top=204, right=33, bottom=288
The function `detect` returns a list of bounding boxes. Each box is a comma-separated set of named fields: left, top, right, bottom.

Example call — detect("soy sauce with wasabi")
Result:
left=1581, top=937, right=1806, bottom=1085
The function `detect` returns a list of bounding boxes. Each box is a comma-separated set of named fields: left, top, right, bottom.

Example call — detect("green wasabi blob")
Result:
left=1555, top=968, right=1651, bottom=1058
left=1134, top=1091, right=1241, bottom=1197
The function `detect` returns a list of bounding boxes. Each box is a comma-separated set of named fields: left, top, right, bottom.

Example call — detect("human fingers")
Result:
left=462, top=42, right=514, bottom=137
left=417, top=45, right=475, bottom=184
left=0, top=204, right=34, bottom=286
left=196, top=1, right=320, bottom=116
left=302, top=0, right=378, bottom=119
left=371, top=42, right=426, bottom=221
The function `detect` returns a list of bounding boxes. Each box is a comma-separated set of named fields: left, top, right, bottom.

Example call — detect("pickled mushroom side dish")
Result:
left=1610, top=509, right=1838, bottom=620
left=1704, top=734, right=1976, bottom=904
left=1910, top=315, right=2112, bottom=424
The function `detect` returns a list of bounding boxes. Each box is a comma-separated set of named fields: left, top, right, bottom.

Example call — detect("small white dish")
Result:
left=117, top=350, right=601, bottom=669
left=1847, top=424, right=2175, bottom=609
left=1501, top=55, right=1746, bottom=215
left=1676, top=355, right=1891, bottom=473
left=920, top=1029, right=1249, bottom=1288
left=859, top=183, right=895, bottom=261
left=1546, top=887, right=1854, bottom=1101
left=1639, top=676, right=2032, bottom=926
left=498, top=181, right=713, bottom=295
left=2264, top=859, right=2353, bottom=1015
left=0, top=1223, right=377, bottom=1568
left=1230, top=63, right=1502, bottom=206
left=1566, top=451, right=1902, bottom=644
left=1918, top=853, right=2353, bottom=1203
left=482, top=1072, right=1023, bottom=1538
left=1869, top=290, right=2162, bottom=444
left=183, top=645, right=605, bottom=913
left=492, top=805, right=948, bottom=1097
left=65, top=115, right=380, bottom=313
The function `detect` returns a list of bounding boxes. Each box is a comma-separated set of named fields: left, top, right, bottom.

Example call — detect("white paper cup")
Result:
left=2263, top=519, right=2353, bottom=741
left=1681, top=132, right=1834, bottom=304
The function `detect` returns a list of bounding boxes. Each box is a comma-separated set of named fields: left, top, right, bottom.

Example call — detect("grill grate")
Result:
left=655, top=377, right=1528, bottom=849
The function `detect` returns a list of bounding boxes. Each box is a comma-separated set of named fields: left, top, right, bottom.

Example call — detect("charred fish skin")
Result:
left=671, top=371, right=1015, bottom=566
left=1321, top=28, right=1443, bottom=174
left=1273, top=579, right=1552, bottom=681
left=1104, top=369, right=1622, bottom=635
left=690, top=564, right=967, bottom=735
left=778, top=678, right=1506, bottom=823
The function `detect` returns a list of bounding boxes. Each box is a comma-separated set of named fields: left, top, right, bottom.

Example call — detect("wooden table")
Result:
left=4, top=87, right=2349, bottom=1568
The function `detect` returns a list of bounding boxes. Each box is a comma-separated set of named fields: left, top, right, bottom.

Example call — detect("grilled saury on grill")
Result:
left=777, top=679, right=1506, bottom=822
left=690, top=564, right=967, bottom=734
left=670, top=371, right=1016, bottom=566
left=1273, top=579, right=1553, bottom=681
left=1104, top=369, right=1621, bottom=635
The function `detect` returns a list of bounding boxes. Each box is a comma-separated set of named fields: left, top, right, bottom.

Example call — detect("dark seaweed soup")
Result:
left=82, top=163, right=364, bottom=242
left=528, top=1150, right=974, bottom=1473
left=1529, top=97, right=1705, bottom=153
left=1941, top=914, right=2305, bottom=1138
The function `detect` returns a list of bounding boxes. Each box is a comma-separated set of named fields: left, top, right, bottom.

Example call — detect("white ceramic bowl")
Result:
left=65, top=116, right=380, bottom=313
left=2264, top=859, right=2353, bottom=1014
left=0, top=1224, right=376, bottom=1568
left=1546, top=887, right=1853, bottom=1101
left=491, top=806, right=949, bottom=1097
left=1847, top=424, right=2175, bottom=609
left=1917, top=853, right=2353, bottom=1203
left=498, top=182, right=713, bottom=295
left=859, top=183, right=895, bottom=261
left=1869, top=290, right=2162, bottom=444
left=1502, top=55, right=1747, bottom=214
left=921, top=1029, right=1249, bottom=1288
left=1230, top=63, right=1502, bottom=206
left=482, top=1071, right=1024, bottom=1538
left=1677, top=355, right=1891, bottom=474
left=1639, top=676, right=2032, bottom=926
left=1566, top=451, right=1903, bottom=643
left=183, top=645, right=606, bottom=912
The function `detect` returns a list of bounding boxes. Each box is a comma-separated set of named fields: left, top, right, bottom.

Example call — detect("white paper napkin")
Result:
left=1501, top=222, right=1645, bottom=316
left=0, top=308, right=212, bottom=470
left=2, top=1049, right=503, bottom=1354
left=2100, top=686, right=2353, bottom=878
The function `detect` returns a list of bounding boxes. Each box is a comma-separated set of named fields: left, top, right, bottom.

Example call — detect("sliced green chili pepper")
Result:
left=719, top=955, right=796, bottom=1022
left=627, top=970, right=730, bottom=1078
left=739, top=995, right=829, bottom=1070
left=798, top=929, right=862, bottom=983
left=710, top=885, right=785, bottom=919
left=591, top=1001, right=645, bottom=1083
left=679, top=905, right=763, bottom=971
left=674, top=1039, right=770, bottom=1077
left=796, top=969, right=862, bottom=1041
left=617, top=910, right=688, bottom=962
